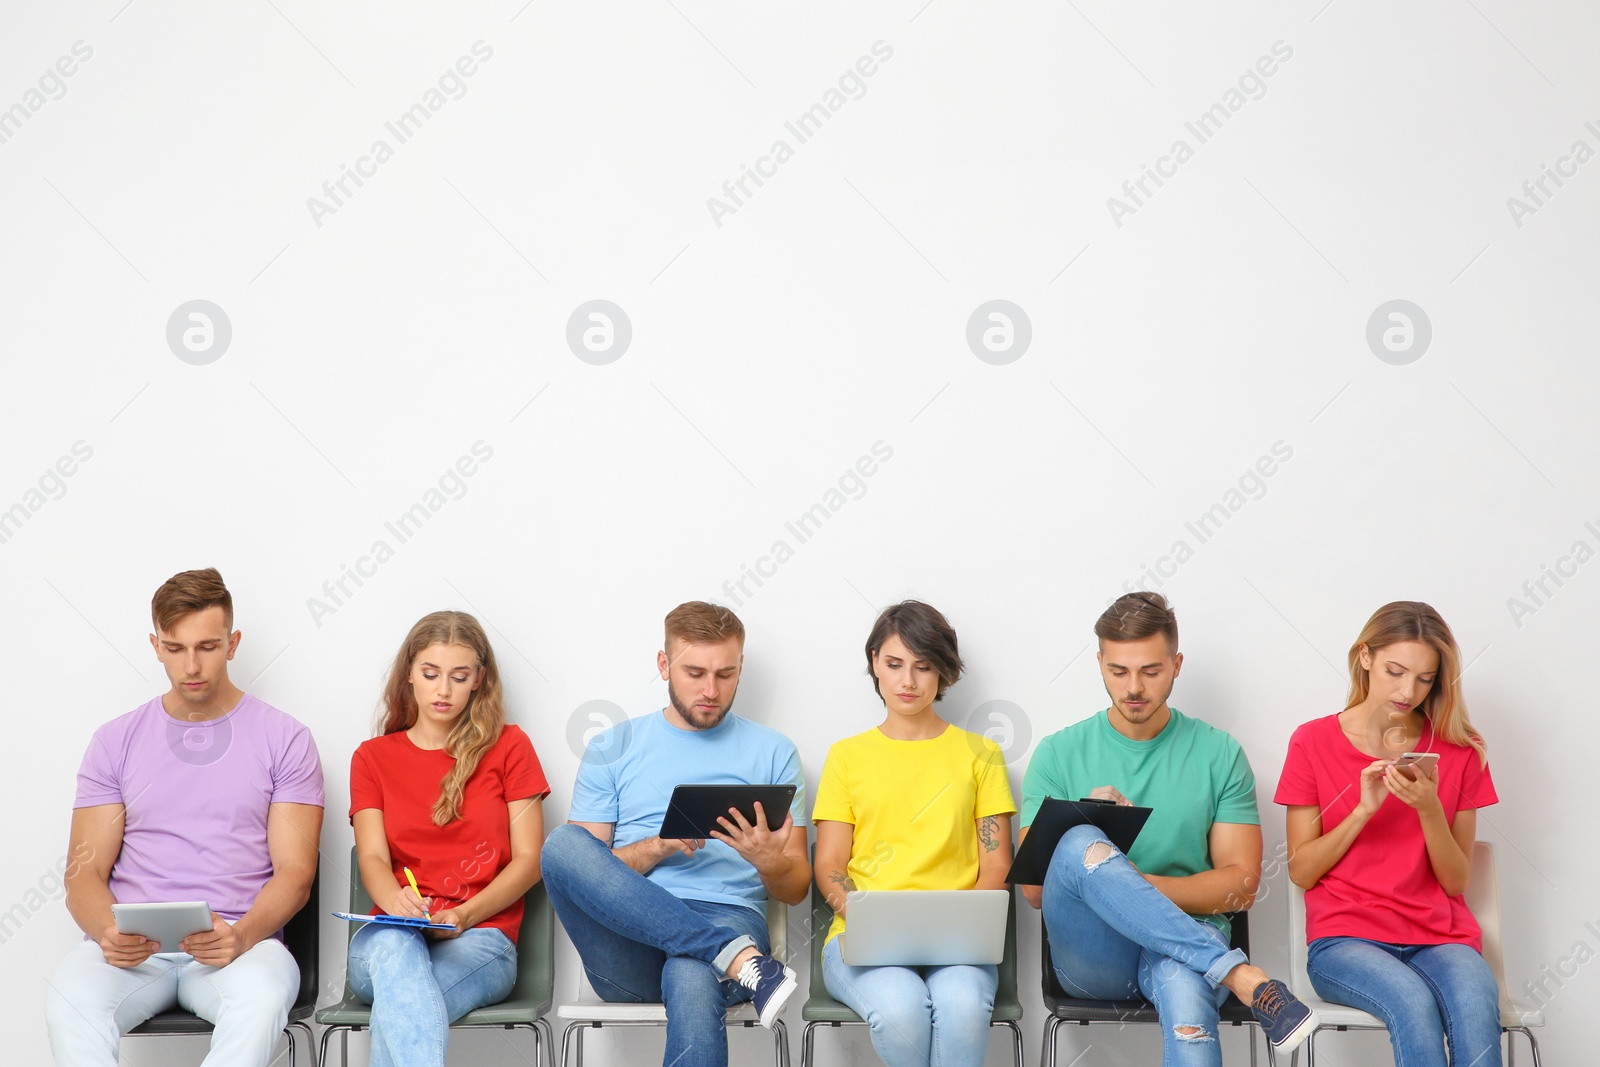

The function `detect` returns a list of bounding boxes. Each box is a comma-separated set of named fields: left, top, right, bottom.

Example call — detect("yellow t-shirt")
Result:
left=812, top=723, right=1017, bottom=946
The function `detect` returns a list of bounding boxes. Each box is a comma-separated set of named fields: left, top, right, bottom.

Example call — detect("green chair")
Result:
left=316, top=846, right=555, bottom=1066
left=798, top=863, right=1024, bottom=1067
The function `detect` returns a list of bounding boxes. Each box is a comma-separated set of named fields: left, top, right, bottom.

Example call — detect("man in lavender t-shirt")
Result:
left=46, top=569, right=324, bottom=1067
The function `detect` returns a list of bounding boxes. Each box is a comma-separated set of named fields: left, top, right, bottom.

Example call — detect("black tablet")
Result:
left=1006, top=797, right=1153, bottom=885
left=658, top=784, right=797, bottom=840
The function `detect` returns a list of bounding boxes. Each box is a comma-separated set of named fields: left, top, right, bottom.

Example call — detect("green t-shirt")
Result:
left=1020, top=707, right=1259, bottom=936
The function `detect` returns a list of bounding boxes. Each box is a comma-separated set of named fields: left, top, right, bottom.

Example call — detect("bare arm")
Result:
left=185, top=801, right=322, bottom=966
left=1286, top=760, right=1388, bottom=889
left=430, top=798, right=545, bottom=937
left=1383, top=762, right=1474, bottom=897
left=568, top=820, right=705, bottom=875
left=1143, top=821, right=1262, bottom=914
left=813, top=820, right=856, bottom=915
left=711, top=803, right=811, bottom=907
left=64, top=804, right=158, bottom=967
left=975, top=813, right=1014, bottom=890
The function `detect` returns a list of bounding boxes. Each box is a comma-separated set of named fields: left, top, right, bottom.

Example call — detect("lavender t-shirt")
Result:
left=74, top=693, right=324, bottom=926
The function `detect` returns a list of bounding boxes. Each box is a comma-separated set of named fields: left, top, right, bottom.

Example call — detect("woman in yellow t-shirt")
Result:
left=813, top=601, right=1017, bottom=1067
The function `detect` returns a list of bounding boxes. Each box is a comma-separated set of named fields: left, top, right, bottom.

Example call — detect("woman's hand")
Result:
left=425, top=907, right=472, bottom=940
left=1384, top=758, right=1442, bottom=815
left=1356, top=760, right=1389, bottom=816
left=388, top=884, right=431, bottom=920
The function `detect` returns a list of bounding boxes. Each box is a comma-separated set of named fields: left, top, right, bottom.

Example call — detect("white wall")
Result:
left=2, top=2, right=1594, bottom=1064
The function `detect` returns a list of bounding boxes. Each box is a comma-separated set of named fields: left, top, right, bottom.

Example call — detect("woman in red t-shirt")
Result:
left=346, top=611, right=549, bottom=1067
left=1275, top=602, right=1501, bottom=1067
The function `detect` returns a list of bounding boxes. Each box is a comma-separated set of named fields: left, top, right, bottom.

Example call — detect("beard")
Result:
left=668, top=680, right=736, bottom=730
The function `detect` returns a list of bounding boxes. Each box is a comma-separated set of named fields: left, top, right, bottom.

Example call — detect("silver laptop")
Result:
left=841, top=890, right=1009, bottom=966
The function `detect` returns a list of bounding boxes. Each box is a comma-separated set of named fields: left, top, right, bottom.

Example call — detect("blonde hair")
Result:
left=1346, top=601, right=1486, bottom=764
left=378, top=611, right=507, bottom=825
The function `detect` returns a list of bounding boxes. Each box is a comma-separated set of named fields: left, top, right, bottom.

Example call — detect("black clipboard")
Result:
left=1007, top=797, right=1153, bottom=885
left=658, top=784, right=797, bottom=839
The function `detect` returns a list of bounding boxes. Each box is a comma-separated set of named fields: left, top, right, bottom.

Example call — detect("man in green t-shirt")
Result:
left=1020, top=592, right=1314, bottom=1063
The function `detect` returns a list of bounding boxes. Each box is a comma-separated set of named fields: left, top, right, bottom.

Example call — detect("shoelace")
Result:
left=1253, top=982, right=1286, bottom=1017
left=736, top=958, right=764, bottom=990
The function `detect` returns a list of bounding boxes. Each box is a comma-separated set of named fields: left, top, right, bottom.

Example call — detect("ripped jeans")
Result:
left=1043, top=824, right=1248, bottom=1067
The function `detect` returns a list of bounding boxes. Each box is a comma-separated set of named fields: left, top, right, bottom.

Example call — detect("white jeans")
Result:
left=45, top=937, right=298, bottom=1067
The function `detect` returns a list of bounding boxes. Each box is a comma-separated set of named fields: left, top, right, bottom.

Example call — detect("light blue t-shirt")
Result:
left=569, top=709, right=808, bottom=915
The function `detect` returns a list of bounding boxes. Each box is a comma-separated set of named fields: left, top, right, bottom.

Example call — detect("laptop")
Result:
left=840, top=889, right=1009, bottom=966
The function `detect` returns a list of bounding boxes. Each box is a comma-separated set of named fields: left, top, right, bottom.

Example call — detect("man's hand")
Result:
left=98, top=925, right=158, bottom=968
left=710, top=802, right=791, bottom=874
left=1088, top=785, right=1131, bottom=806
left=654, top=835, right=706, bottom=860
left=181, top=914, right=245, bottom=967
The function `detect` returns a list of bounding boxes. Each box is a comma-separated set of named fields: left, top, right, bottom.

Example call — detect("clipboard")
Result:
left=1006, top=797, right=1153, bottom=885
left=334, top=911, right=458, bottom=931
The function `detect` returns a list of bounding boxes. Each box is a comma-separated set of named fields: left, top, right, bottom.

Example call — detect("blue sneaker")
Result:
left=1250, top=979, right=1316, bottom=1054
left=736, top=954, right=797, bottom=1029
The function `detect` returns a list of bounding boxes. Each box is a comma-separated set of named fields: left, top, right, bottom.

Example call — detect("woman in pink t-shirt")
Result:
left=1275, top=602, right=1501, bottom=1067
left=346, top=611, right=548, bottom=1067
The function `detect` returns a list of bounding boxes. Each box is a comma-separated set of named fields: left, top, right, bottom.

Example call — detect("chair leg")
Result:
left=318, top=1025, right=345, bottom=1067
left=1042, top=1014, right=1063, bottom=1067
left=1504, top=1026, right=1541, bottom=1067
left=800, top=1021, right=819, bottom=1067
left=997, top=1020, right=1023, bottom=1067
left=772, top=1017, right=790, bottom=1067
left=535, top=1017, right=555, bottom=1067
left=561, top=1021, right=588, bottom=1067
left=1248, top=1023, right=1257, bottom=1067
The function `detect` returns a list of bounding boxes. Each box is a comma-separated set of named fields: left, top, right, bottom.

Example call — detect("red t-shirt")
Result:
left=1274, top=714, right=1497, bottom=951
left=350, top=724, right=549, bottom=943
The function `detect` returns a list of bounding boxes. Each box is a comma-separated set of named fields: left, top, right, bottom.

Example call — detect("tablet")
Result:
left=111, top=901, right=213, bottom=951
left=658, top=784, right=797, bottom=840
left=1006, top=797, right=1153, bottom=885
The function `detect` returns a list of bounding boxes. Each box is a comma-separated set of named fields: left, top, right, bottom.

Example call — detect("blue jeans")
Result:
left=1308, top=937, right=1502, bottom=1067
left=822, top=936, right=997, bottom=1067
left=1043, top=824, right=1248, bottom=1067
left=347, top=924, right=517, bottom=1067
left=541, top=823, right=771, bottom=1067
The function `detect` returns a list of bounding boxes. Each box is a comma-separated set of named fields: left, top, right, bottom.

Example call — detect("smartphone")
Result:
left=1392, top=752, right=1439, bottom=778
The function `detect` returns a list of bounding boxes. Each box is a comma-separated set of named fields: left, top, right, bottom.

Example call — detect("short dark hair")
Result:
left=1095, top=592, right=1178, bottom=651
left=864, top=600, right=963, bottom=702
left=152, top=567, right=233, bottom=633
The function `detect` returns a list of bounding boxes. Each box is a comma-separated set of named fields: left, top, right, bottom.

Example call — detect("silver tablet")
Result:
left=111, top=901, right=213, bottom=951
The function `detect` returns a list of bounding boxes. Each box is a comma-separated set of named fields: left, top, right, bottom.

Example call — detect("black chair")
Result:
left=125, top=867, right=319, bottom=1066
left=1040, top=909, right=1269, bottom=1067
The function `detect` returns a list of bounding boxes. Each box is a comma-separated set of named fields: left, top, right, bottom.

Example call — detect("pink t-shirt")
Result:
left=74, top=693, right=325, bottom=929
left=1274, top=714, right=1496, bottom=950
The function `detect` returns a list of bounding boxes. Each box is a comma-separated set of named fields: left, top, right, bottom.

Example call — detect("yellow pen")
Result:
left=403, top=866, right=430, bottom=921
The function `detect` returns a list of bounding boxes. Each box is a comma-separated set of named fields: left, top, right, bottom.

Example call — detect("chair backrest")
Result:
left=1287, top=881, right=1314, bottom=1001
left=1464, top=841, right=1513, bottom=1016
left=340, top=845, right=553, bottom=1004
left=283, top=865, right=320, bottom=1013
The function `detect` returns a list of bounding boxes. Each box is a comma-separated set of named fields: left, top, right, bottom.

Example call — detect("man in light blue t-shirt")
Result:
left=1020, top=592, right=1314, bottom=1064
left=541, top=602, right=810, bottom=1067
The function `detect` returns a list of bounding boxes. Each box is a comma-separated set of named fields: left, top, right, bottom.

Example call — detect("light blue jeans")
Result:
left=540, top=822, right=769, bottom=1067
left=1308, top=937, right=1502, bottom=1067
left=1043, top=824, right=1248, bottom=1067
left=822, top=936, right=997, bottom=1067
left=347, top=923, right=517, bottom=1067
left=46, top=937, right=298, bottom=1067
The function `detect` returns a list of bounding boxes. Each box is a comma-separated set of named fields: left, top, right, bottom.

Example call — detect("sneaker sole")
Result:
left=1267, top=1010, right=1317, bottom=1056
left=756, top=970, right=797, bottom=1030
